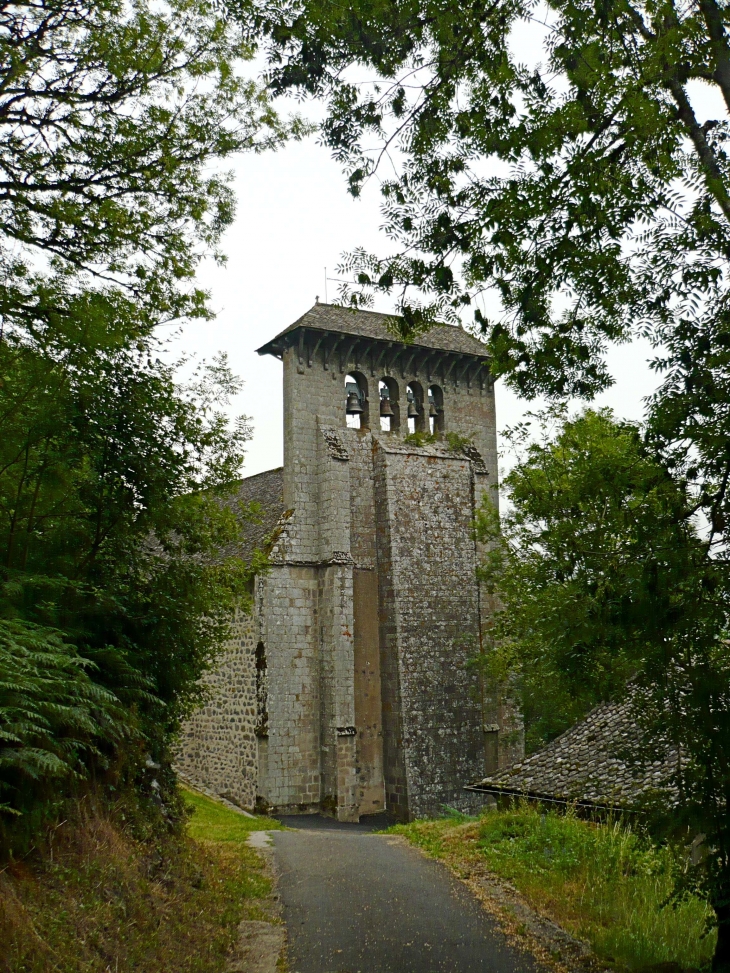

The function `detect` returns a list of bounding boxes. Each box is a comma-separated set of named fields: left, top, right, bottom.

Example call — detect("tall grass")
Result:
left=0, top=789, right=280, bottom=973
left=396, top=804, right=715, bottom=971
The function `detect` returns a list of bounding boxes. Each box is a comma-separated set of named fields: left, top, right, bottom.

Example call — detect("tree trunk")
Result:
left=714, top=902, right=730, bottom=973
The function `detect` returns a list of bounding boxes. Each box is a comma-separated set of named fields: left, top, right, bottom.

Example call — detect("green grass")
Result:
left=393, top=804, right=715, bottom=972
left=182, top=786, right=284, bottom=844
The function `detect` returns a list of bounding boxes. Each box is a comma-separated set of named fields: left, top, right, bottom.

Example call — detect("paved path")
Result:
left=272, top=816, right=542, bottom=973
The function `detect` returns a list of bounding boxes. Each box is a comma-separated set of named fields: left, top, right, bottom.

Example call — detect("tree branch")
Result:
left=667, top=77, right=730, bottom=223
left=698, top=0, right=730, bottom=115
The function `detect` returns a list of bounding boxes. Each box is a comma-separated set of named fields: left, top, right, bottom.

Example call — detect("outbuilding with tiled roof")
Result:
left=468, top=696, right=679, bottom=810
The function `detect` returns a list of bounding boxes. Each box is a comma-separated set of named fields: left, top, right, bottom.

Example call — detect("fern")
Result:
left=0, top=619, right=127, bottom=803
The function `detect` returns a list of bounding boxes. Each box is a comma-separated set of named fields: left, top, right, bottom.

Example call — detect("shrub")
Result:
left=396, top=804, right=716, bottom=970
left=477, top=805, right=715, bottom=970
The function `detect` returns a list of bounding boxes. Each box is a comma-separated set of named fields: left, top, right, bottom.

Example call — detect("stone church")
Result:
left=177, top=303, right=522, bottom=822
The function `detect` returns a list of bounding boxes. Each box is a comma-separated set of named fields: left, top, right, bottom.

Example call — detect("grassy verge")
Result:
left=0, top=788, right=282, bottom=973
left=392, top=804, right=715, bottom=971
left=183, top=787, right=282, bottom=846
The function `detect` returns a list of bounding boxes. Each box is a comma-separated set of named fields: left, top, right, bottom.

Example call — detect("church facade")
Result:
left=177, top=304, right=523, bottom=821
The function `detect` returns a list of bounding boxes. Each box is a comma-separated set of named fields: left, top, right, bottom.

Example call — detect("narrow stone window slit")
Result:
left=255, top=640, right=268, bottom=738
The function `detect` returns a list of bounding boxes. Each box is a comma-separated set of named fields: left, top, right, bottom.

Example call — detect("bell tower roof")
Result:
left=255, top=303, right=489, bottom=360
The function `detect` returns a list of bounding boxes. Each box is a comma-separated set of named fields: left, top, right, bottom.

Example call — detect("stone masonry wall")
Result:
left=374, top=457, right=410, bottom=818
left=346, top=430, right=385, bottom=814
left=318, top=563, right=358, bottom=821
left=440, top=382, right=499, bottom=487
left=176, top=608, right=258, bottom=810
left=257, top=564, right=321, bottom=811
left=374, top=442, right=489, bottom=820
left=353, top=566, right=385, bottom=813
left=283, top=345, right=344, bottom=559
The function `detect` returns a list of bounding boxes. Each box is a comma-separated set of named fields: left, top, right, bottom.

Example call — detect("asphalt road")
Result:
left=272, top=816, right=543, bottom=973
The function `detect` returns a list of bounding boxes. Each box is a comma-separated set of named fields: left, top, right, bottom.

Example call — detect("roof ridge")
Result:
left=257, top=303, right=489, bottom=359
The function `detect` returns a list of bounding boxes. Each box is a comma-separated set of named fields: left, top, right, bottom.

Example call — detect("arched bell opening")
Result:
left=378, top=377, right=400, bottom=432
left=345, top=372, right=369, bottom=429
left=428, top=385, right=445, bottom=435
left=406, top=381, right=426, bottom=434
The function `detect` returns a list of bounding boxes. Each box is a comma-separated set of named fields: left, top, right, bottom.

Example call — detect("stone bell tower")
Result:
left=251, top=304, right=522, bottom=822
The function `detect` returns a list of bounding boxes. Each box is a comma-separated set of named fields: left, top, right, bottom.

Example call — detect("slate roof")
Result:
left=217, top=467, right=284, bottom=563
left=471, top=697, right=678, bottom=809
left=256, top=303, right=490, bottom=359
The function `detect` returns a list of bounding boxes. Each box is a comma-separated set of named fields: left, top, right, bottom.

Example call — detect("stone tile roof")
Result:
left=256, top=303, right=490, bottom=359
left=217, top=467, right=285, bottom=563
left=471, top=697, right=678, bottom=809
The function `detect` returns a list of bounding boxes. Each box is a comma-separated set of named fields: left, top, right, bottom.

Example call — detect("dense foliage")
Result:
left=0, top=0, right=290, bottom=850
left=478, top=408, right=730, bottom=965
left=477, top=408, right=710, bottom=750
left=255, top=0, right=730, bottom=387
left=0, top=314, right=262, bottom=848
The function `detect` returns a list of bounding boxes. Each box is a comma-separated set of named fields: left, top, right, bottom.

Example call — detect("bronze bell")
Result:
left=346, top=390, right=363, bottom=414
left=429, top=400, right=438, bottom=418
left=380, top=395, right=394, bottom=418
left=407, top=398, right=419, bottom=419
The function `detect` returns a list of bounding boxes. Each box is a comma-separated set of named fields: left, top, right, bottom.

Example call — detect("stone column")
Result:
left=316, top=423, right=359, bottom=821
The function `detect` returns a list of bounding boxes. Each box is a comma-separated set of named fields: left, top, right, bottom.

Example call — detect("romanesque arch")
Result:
left=378, top=377, right=400, bottom=432
left=345, top=372, right=369, bottom=429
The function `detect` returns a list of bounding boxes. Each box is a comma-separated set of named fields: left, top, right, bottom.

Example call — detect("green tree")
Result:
left=0, top=0, right=301, bottom=844
left=0, top=305, right=263, bottom=846
left=253, top=0, right=730, bottom=541
left=478, top=407, right=730, bottom=967
left=1, top=0, right=301, bottom=338
left=256, top=0, right=730, bottom=379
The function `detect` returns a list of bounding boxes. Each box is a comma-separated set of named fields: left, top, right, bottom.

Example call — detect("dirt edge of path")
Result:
left=227, top=832, right=287, bottom=973
left=387, top=834, right=608, bottom=973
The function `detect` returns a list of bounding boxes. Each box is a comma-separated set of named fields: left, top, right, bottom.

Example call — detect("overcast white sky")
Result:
left=176, top=38, right=726, bottom=482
